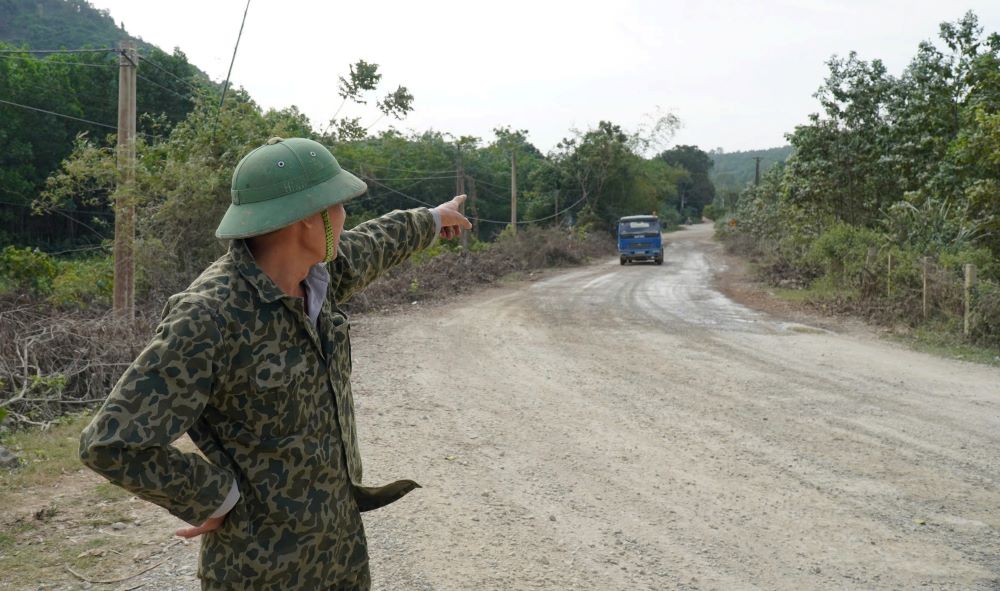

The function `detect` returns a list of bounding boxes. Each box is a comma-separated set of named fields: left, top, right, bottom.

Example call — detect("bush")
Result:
left=0, top=246, right=57, bottom=295
left=49, top=255, right=114, bottom=310
left=970, top=280, right=1000, bottom=346
left=345, top=225, right=614, bottom=313
left=806, top=223, right=882, bottom=288
left=657, top=207, right=681, bottom=231
left=702, top=203, right=724, bottom=220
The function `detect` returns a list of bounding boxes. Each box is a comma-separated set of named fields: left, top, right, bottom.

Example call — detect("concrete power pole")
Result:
left=554, top=191, right=559, bottom=227
left=113, top=41, right=137, bottom=320
left=510, top=150, right=517, bottom=236
left=467, top=176, right=478, bottom=240
left=455, top=151, right=467, bottom=249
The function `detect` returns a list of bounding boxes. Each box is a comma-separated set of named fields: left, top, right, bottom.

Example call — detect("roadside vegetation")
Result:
left=0, top=2, right=719, bottom=434
left=716, top=11, right=1000, bottom=356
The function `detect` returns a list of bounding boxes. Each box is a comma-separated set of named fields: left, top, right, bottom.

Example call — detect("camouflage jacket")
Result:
left=80, top=208, right=437, bottom=589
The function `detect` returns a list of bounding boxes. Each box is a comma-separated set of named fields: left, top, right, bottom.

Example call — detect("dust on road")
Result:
left=357, top=223, right=1000, bottom=590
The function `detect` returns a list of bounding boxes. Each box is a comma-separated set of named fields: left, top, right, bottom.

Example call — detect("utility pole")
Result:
left=467, top=176, right=478, bottom=240
left=455, top=149, right=467, bottom=248
left=113, top=41, right=137, bottom=320
left=510, top=150, right=517, bottom=236
left=753, top=156, right=763, bottom=186
left=553, top=191, right=559, bottom=227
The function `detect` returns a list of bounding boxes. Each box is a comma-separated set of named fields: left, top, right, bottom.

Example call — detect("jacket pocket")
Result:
left=245, top=353, right=307, bottom=439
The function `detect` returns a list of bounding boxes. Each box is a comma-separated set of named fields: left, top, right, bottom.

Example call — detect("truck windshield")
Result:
left=619, top=220, right=660, bottom=235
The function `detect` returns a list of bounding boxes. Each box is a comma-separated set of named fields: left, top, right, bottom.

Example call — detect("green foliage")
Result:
left=656, top=145, right=715, bottom=217
left=48, top=255, right=113, bottom=309
left=0, top=33, right=209, bottom=251
left=722, top=11, right=1000, bottom=347
left=0, top=0, right=130, bottom=50
left=328, top=60, right=413, bottom=142
left=806, top=223, right=882, bottom=286
left=709, top=146, right=793, bottom=196
left=0, top=246, right=57, bottom=294
left=702, top=203, right=724, bottom=220
left=549, top=120, right=686, bottom=234
left=970, top=281, right=1000, bottom=345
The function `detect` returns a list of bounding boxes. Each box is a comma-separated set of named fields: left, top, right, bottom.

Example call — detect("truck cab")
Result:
left=617, top=215, right=663, bottom=265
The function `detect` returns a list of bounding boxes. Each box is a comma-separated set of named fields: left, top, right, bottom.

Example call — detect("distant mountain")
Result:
left=0, top=0, right=144, bottom=50
left=709, top=145, right=793, bottom=196
left=0, top=0, right=213, bottom=84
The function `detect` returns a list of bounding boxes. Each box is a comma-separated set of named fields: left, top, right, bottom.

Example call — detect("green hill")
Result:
left=709, top=145, right=793, bottom=197
left=0, top=0, right=139, bottom=50
left=0, top=0, right=217, bottom=250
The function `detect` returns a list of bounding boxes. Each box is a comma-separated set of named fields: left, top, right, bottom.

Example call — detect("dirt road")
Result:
left=21, top=223, right=998, bottom=590
left=356, top=222, right=1000, bottom=590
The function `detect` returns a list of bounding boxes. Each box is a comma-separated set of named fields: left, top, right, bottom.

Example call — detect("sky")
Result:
left=88, top=0, right=1000, bottom=155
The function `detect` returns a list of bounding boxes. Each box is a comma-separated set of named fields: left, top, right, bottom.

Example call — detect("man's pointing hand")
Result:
left=433, top=194, right=473, bottom=240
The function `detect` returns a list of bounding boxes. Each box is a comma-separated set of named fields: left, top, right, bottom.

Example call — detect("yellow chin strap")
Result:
left=321, top=210, right=336, bottom=262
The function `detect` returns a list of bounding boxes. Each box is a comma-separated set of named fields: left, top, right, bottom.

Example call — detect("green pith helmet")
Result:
left=215, top=137, right=367, bottom=239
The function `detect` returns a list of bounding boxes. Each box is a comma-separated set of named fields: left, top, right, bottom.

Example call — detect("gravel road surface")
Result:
left=102, top=223, right=1000, bottom=591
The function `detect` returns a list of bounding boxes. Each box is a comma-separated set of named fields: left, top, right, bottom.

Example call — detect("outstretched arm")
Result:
left=330, top=195, right=472, bottom=303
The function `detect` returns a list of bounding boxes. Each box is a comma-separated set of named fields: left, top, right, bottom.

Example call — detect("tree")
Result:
left=656, top=145, right=715, bottom=218
left=324, top=60, right=413, bottom=142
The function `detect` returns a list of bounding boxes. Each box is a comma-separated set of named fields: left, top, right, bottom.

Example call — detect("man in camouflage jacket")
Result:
left=80, top=137, right=471, bottom=590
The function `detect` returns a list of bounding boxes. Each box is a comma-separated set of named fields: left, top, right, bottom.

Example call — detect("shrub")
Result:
left=0, top=246, right=57, bottom=295
left=969, top=280, right=1000, bottom=346
left=49, top=255, right=114, bottom=310
left=702, top=203, right=724, bottom=220
left=806, top=223, right=882, bottom=288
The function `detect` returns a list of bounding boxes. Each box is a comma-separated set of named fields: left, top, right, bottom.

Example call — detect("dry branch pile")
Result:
left=0, top=298, right=155, bottom=429
left=0, top=227, right=613, bottom=429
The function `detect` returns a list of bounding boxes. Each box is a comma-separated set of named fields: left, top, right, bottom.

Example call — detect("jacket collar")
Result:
left=231, top=239, right=288, bottom=304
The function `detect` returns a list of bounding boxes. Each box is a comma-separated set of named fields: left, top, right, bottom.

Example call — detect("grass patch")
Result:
left=0, top=413, right=92, bottom=503
left=898, top=322, right=1000, bottom=366
left=772, top=282, right=1000, bottom=366
left=95, top=481, right=129, bottom=502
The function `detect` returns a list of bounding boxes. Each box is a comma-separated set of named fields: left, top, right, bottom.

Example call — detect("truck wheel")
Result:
left=655, top=256, right=663, bottom=265
left=620, top=255, right=627, bottom=265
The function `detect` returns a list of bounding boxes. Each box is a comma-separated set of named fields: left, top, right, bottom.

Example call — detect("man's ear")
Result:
left=299, top=212, right=322, bottom=230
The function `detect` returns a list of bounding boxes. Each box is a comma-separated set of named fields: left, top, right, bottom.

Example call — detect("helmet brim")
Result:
left=215, top=168, right=367, bottom=239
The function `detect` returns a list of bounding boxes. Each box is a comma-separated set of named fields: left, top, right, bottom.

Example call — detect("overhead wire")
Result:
left=136, top=53, right=208, bottom=97
left=0, top=48, right=116, bottom=54
left=212, top=0, right=251, bottom=140
left=0, top=98, right=116, bottom=130
left=364, top=177, right=587, bottom=225
left=136, top=73, right=196, bottom=102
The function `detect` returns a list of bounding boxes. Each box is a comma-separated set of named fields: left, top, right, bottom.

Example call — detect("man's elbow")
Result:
left=78, top=425, right=121, bottom=480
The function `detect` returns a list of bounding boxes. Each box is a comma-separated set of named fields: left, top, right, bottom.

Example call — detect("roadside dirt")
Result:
left=3, top=222, right=998, bottom=590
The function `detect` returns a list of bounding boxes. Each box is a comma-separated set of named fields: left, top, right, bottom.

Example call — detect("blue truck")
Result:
left=617, top=215, right=663, bottom=265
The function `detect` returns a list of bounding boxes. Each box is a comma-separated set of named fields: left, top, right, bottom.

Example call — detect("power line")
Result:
left=360, top=174, right=457, bottom=182
left=136, top=54, right=206, bottom=97
left=0, top=98, right=116, bottom=130
left=364, top=177, right=587, bottom=225
left=46, top=244, right=110, bottom=256
left=0, top=48, right=116, bottom=54
left=213, top=0, right=251, bottom=140
left=364, top=178, right=438, bottom=208
left=335, top=158, right=455, bottom=176
left=136, top=73, right=196, bottom=102
left=0, top=199, right=115, bottom=218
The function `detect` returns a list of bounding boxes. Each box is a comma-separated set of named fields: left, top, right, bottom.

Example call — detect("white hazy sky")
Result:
left=89, top=0, right=1000, bottom=154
